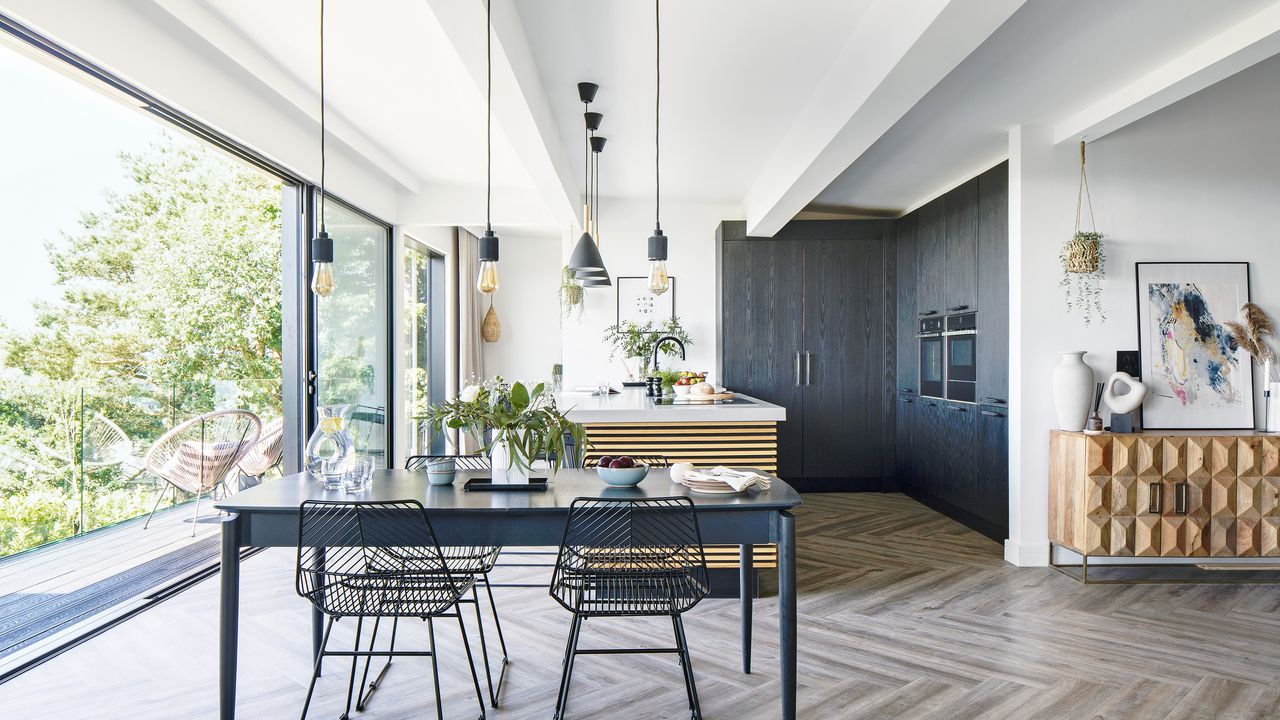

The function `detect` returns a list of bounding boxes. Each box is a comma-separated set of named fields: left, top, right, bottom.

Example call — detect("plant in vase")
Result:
left=1224, top=302, right=1279, bottom=431
left=1060, top=141, right=1106, bottom=326
left=420, top=377, right=586, bottom=483
left=602, top=316, right=692, bottom=381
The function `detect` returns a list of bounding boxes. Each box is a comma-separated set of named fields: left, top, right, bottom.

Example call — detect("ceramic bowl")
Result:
left=425, top=459, right=457, bottom=486
left=596, top=463, right=648, bottom=487
left=673, top=384, right=692, bottom=396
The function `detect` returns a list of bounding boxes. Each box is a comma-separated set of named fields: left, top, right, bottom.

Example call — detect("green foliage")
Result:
left=601, top=316, right=692, bottom=376
left=652, top=368, right=685, bottom=391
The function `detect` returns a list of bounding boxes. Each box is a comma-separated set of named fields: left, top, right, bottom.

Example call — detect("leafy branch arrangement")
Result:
left=1224, top=302, right=1278, bottom=382
left=602, top=316, right=692, bottom=378
left=419, top=376, right=586, bottom=473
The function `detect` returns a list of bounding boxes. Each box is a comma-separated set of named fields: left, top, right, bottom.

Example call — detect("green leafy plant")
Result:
left=1059, top=231, right=1106, bottom=325
left=419, top=377, right=585, bottom=474
left=602, top=316, right=692, bottom=378
left=653, top=368, right=684, bottom=391
left=558, top=266, right=584, bottom=321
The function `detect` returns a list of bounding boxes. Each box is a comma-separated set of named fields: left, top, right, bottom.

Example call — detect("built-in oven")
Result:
left=918, top=317, right=945, bottom=399
left=945, top=312, right=977, bottom=403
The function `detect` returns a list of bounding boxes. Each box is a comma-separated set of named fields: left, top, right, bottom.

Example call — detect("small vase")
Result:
left=1052, top=352, right=1094, bottom=432
left=305, top=405, right=354, bottom=489
left=490, top=437, right=530, bottom=484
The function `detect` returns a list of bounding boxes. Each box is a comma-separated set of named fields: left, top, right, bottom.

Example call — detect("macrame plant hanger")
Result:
left=1067, top=139, right=1100, bottom=273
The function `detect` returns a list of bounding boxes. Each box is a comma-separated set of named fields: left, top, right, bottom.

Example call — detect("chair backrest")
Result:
left=295, top=500, right=462, bottom=616
left=404, top=454, right=491, bottom=471
left=237, top=416, right=284, bottom=477
left=583, top=454, right=671, bottom=469
left=554, top=497, right=708, bottom=579
left=143, top=410, right=261, bottom=493
left=82, top=413, right=133, bottom=469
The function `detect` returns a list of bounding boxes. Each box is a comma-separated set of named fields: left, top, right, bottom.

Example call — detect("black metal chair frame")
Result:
left=402, top=454, right=510, bottom=707
left=294, top=499, right=486, bottom=720
left=549, top=496, right=709, bottom=720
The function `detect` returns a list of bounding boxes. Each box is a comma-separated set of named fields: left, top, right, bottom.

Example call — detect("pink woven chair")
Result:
left=142, top=410, right=261, bottom=535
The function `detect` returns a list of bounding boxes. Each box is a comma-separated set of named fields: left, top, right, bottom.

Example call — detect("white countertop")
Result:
left=557, top=388, right=786, bottom=423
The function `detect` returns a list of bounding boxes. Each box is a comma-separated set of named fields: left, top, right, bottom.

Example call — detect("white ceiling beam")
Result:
left=423, top=0, right=580, bottom=229
left=397, top=182, right=555, bottom=227
left=150, top=0, right=422, bottom=193
left=1054, top=1, right=1280, bottom=144
left=742, top=0, right=1026, bottom=237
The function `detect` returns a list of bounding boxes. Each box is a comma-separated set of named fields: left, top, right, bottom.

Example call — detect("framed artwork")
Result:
left=1135, top=261, right=1253, bottom=429
left=616, top=276, right=676, bottom=325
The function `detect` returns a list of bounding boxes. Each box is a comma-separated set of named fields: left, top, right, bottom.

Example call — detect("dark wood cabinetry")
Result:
left=944, top=178, right=978, bottom=312
left=977, top=164, right=1009, bottom=405
left=915, top=198, right=945, bottom=317
left=894, top=215, right=918, bottom=392
left=721, top=220, right=891, bottom=491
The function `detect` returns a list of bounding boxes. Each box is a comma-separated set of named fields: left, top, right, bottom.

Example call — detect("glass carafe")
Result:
left=305, top=405, right=354, bottom=489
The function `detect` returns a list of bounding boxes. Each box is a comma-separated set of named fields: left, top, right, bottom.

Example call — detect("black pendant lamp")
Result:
left=567, top=82, right=609, bottom=283
left=476, top=0, right=500, bottom=294
left=579, top=134, right=612, bottom=287
left=309, top=0, right=334, bottom=298
left=646, top=0, right=670, bottom=296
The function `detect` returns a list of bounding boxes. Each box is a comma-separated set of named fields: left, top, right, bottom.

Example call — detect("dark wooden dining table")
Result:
left=214, top=467, right=801, bottom=719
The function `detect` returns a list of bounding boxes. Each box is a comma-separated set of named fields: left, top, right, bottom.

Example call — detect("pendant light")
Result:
left=568, top=83, right=609, bottom=283
left=476, top=0, right=500, bottom=295
left=579, top=133, right=611, bottom=287
left=310, top=0, right=335, bottom=298
left=646, top=0, right=670, bottom=296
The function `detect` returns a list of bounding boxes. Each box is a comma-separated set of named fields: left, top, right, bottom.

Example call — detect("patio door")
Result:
left=312, top=197, right=392, bottom=467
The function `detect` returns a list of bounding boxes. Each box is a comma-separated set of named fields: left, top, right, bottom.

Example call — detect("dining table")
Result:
left=214, top=467, right=801, bottom=719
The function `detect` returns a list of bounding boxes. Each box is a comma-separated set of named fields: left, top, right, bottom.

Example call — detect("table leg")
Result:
left=313, top=547, right=325, bottom=676
left=778, top=511, right=796, bottom=720
left=739, top=544, right=753, bottom=674
left=219, top=514, right=241, bottom=720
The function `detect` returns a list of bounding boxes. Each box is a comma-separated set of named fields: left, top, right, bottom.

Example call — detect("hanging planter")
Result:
left=1060, top=140, right=1106, bottom=325
left=559, top=266, right=584, bottom=321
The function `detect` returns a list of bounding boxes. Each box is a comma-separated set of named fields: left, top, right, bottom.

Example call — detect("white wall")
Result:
left=559, top=198, right=743, bottom=389
left=1007, top=54, right=1280, bottom=566
left=480, top=231, right=563, bottom=384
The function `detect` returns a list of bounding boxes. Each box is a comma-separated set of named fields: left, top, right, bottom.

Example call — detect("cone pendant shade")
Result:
left=568, top=231, right=607, bottom=276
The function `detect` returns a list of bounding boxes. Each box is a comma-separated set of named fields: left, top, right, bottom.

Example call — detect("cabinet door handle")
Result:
left=980, top=410, right=1004, bottom=417
left=947, top=305, right=970, bottom=312
left=918, top=310, right=939, bottom=317
left=1175, top=482, right=1188, bottom=515
left=982, top=397, right=1007, bottom=405
left=1148, top=482, right=1162, bottom=514
left=794, top=352, right=802, bottom=386
left=923, top=401, right=937, bottom=407
left=805, top=352, right=813, bottom=386
left=946, top=405, right=967, bottom=413
left=902, top=399, right=914, bottom=404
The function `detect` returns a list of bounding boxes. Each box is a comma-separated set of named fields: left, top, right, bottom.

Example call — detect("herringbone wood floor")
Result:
left=2, top=493, right=1280, bottom=719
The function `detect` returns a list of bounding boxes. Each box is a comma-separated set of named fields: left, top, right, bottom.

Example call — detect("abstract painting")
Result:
left=1136, top=262, right=1253, bottom=429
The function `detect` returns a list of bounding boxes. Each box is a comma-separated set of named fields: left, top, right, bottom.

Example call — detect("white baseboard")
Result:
left=1003, top=539, right=1050, bottom=567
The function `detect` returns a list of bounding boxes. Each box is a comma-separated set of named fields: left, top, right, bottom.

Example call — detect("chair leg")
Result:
left=672, top=614, right=702, bottom=720
left=553, top=614, right=584, bottom=720
left=190, top=488, right=203, bottom=537
left=481, top=574, right=510, bottom=665
left=300, top=616, right=336, bottom=720
left=426, top=616, right=445, bottom=720
left=469, top=583, right=504, bottom=708
left=340, top=615, right=365, bottom=720
left=356, top=616, right=398, bottom=711
left=454, top=608, right=488, bottom=720
left=142, top=484, right=169, bottom=530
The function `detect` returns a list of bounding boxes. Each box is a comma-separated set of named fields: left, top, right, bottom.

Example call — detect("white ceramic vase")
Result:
left=1267, top=382, right=1280, bottom=433
left=489, top=437, right=530, bottom=484
left=1053, top=351, right=1095, bottom=432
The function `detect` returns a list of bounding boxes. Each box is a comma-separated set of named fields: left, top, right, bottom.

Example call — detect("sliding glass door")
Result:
left=403, top=238, right=446, bottom=456
left=314, top=198, right=391, bottom=467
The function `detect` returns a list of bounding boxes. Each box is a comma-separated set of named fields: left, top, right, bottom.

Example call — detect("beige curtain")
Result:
left=457, top=229, right=485, bottom=452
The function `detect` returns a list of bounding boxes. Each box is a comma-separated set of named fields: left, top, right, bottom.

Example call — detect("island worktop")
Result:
left=557, top=388, right=786, bottom=423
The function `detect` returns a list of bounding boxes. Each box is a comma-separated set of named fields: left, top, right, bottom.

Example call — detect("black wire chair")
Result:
left=549, top=497, right=710, bottom=720
left=295, top=500, right=486, bottom=720
left=402, top=454, right=509, bottom=707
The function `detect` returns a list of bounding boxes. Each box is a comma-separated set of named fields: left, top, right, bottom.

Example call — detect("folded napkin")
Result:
left=680, top=466, right=772, bottom=491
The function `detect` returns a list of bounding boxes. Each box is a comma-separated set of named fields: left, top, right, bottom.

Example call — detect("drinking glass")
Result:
left=343, top=457, right=374, bottom=493
left=597, top=382, right=610, bottom=397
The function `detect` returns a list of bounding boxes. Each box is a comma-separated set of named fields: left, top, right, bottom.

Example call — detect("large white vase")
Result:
left=489, top=437, right=530, bottom=484
left=1053, top=351, right=1095, bottom=432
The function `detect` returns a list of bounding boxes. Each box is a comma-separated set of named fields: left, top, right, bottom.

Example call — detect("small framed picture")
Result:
left=616, top=276, right=676, bottom=325
left=1135, top=261, right=1253, bottom=429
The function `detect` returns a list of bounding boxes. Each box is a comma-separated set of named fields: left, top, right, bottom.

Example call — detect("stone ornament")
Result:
left=1103, top=371, right=1148, bottom=415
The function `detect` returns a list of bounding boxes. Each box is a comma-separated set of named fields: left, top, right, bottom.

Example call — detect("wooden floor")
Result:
left=2, top=493, right=1280, bottom=719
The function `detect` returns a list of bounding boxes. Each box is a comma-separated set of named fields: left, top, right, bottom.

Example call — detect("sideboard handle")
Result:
left=1148, top=482, right=1162, bottom=514
left=1175, top=482, right=1188, bottom=515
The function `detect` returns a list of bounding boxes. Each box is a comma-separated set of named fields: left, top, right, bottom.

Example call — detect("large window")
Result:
left=403, top=238, right=446, bottom=456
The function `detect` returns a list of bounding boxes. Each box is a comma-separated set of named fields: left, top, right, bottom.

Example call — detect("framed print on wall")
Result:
left=1135, top=261, right=1253, bottom=429
left=616, top=276, right=676, bottom=325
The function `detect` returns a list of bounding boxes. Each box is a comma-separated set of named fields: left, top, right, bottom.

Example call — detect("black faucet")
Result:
left=651, top=334, right=686, bottom=375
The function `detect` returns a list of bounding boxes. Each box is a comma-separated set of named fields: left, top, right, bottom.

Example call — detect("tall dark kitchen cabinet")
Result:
left=720, top=220, right=892, bottom=491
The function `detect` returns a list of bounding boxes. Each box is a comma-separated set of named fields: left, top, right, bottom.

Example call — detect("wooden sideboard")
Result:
left=1049, top=430, right=1280, bottom=558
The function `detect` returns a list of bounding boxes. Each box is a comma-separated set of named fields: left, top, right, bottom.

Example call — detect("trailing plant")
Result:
left=419, top=376, right=585, bottom=473
left=602, top=316, right=692, bottom=378
left=558, top=266, right=584, bottom=321
left=1060, top=140, right=1106, bottom=326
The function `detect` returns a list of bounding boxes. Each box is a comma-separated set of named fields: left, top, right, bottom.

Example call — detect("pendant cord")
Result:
left=318, top=0, right=326, bottom=229
left=485, top=0, right=492, bottom=232
left=654, top=0, right=661, bottom=230
left=593, top=142, right=601, bottom=246
left=583, top=101, right=590, bottom=231
left=1074, top=139, right=1095, bottom=234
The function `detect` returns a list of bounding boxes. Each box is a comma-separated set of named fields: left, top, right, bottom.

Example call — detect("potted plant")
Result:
left=602, top=316, right=692, bottom=381
left=420, top=377, right=586, bottom=483
left=558, top=266, right=584, bottom=321
left=1061, top=141, right=1106, bottom=325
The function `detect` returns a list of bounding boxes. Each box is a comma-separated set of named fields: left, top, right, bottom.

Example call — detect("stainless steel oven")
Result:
left=945, top=312, right=977, bottom=403
left=918, top=317, right=945, bottom=399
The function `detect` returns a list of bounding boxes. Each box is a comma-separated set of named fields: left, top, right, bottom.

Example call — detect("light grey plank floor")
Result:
left=1, top=493, right=1279, bottom=719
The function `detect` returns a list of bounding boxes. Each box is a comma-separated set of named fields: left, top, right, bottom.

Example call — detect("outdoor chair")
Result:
left=142, top=409, right=260, bottom=535
left=237, top=415, right=284, bottom=484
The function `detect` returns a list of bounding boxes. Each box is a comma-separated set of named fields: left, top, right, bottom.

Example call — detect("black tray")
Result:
left=464, top=478, right=549, bottom=492
left=621, top=381, right=647, bottom=387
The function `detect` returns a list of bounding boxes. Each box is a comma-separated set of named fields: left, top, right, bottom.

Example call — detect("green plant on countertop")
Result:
left=558, top=266, right=584, bottom=321
left=602, top=316, right=692, bottom=378
left=418, top=376, right=586, bottom=473
left=653, top=368, right=684, bottom=391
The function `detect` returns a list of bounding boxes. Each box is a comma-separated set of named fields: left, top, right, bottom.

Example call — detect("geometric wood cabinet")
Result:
left=1049, top=431, right=1280, bottom=558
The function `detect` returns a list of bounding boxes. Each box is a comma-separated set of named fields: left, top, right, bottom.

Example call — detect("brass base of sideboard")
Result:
left=1049, top=543, right=1280, bottom=585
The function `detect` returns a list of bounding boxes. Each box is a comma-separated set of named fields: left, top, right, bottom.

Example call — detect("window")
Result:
left=403, top=238, right=446, bottom=456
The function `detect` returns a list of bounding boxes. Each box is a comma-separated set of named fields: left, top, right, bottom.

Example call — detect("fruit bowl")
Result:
left=673, top=384, right=692, bottom=396
left=595, top=456, right=648, bottom=486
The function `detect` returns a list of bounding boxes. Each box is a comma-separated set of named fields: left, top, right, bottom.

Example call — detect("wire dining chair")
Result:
left=402, top=453, right=510, bottom=707
left=141, top=410, right=260, bottom=535
left=295, top=500, right=486, bottom=720
left=549, top=496, right=710, bottom=720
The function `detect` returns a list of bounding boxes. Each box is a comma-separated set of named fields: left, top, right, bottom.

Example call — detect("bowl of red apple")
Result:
left=593, top=455, right=648, bottom=486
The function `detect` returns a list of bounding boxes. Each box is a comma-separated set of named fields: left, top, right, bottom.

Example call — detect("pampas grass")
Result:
left=1226, top=302, right=1277, bottom=382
